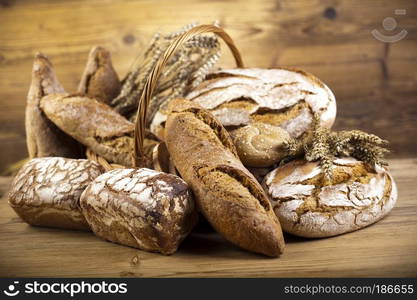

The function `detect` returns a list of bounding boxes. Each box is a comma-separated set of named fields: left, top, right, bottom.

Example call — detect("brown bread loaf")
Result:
left=165, top=98, right=285, bottom=257
left=80, top=168, right=197, bottom=255
left=26, top=53, right=83, bottom=159
left=40, top=93, right=136, bottom=167
left=8, top=157, right=104, bottom=230
left=78, top=46, right=121, bottom=105
left=40, top=94, right=159, bottom=167
left=263, top=157, right=398, bottom=237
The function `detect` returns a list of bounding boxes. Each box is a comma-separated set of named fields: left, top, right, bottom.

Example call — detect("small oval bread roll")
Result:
left=8, top=157, right=104, bottom=230
left=230, top=122, right=290, bottom=167
left=80, top=168, right=197, bottom=255
left=263, top=157, right=397, bottom=238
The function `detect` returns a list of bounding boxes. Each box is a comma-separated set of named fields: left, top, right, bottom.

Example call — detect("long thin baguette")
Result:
left=165, top=99, right=285, bottom=257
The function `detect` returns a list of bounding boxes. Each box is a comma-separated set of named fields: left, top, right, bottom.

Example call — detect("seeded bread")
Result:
left=165, top=98, right=285, bottom=257
left=263, top=157, right=398, bottom=237
left=8, top=157, right=104, bottom=230
left=80, top=168, right=197, bottom=255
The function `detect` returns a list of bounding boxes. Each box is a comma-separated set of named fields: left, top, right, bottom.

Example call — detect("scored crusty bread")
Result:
left=263, top=157, right=398, bottom=238
left=26, top=53, right=83, bottom=159
left=78, top=46, right=121, bottom=105
left=40, top=93, right=136, bottom=167
left=165, top=98, right=285, bottom=257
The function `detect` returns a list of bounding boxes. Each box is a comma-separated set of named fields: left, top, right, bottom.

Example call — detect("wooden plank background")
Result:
left=0, top=0, right=416, bottom=172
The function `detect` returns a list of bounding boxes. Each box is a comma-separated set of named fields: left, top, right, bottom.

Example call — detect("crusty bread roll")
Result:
left=80, top=168, right=197, bottom=255
left=165, top=98, right=285, bottom=257
left=40, top=94, right=158, bottom=167
left=40, top=93, right=136, bottom=167
left=8, top=157, right=104, bottom=230
left=263, top=157, right=397, bottom=238
left=78, top=46, right=121, bottom=105
left=26, top=53, right=83, bottom=159
left=230, top=122, right=290, bottom=167
left=151, top=68, right=336, bottom=141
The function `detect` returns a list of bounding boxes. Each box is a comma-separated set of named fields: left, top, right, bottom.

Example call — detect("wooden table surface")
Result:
left=0, top=158, right=416, bottom=278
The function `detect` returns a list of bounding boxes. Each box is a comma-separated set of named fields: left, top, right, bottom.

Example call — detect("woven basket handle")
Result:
left=134, top=24, right=243, bottom=166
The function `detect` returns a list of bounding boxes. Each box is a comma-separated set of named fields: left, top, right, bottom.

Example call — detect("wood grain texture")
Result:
left=0, top=0, right=417, bottom=172
left=0, top=158, right=416, bottom=277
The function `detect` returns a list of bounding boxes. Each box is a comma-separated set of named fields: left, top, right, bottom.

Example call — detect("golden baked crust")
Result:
left=165, top=99, right=285, bottom=257
left=40, top=94, right=136, bottom=167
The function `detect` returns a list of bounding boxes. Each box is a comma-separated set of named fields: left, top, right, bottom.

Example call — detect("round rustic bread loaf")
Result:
left=8, top=157, right=104, bottom=230
left=150, top=67, right=336, bottom=142
left=262, top=157, right=397, bottom=238
left=80, top=168, right=197, bottom=255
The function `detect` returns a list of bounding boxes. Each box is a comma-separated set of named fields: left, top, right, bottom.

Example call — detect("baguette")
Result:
left=165, top=98, right=285, bottom=257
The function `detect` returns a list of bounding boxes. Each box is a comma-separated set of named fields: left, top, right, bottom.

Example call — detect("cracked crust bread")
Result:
left=26, top=53, right=83, bottom=159
left=150, top=68, right=336, bottom=142
left=8, top=157, right=104, bottom=230
left=80, top=168, right=197, bottom=255
left=165, top=98, right=285, bottom=257
left=78, top=46, right=121, bottom=105
left=262, top=157, right=398, bottom=238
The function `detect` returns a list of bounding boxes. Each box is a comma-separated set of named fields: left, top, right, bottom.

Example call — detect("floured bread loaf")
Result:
left=80, top=168, right=197, bottom=255
left=78, top=46, right=121, bottom=105
left=150, top=68, right=336, bottom=142
left=263, top=157, right=397, bottom=238
left=8, top=157, right=104, bottom=230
